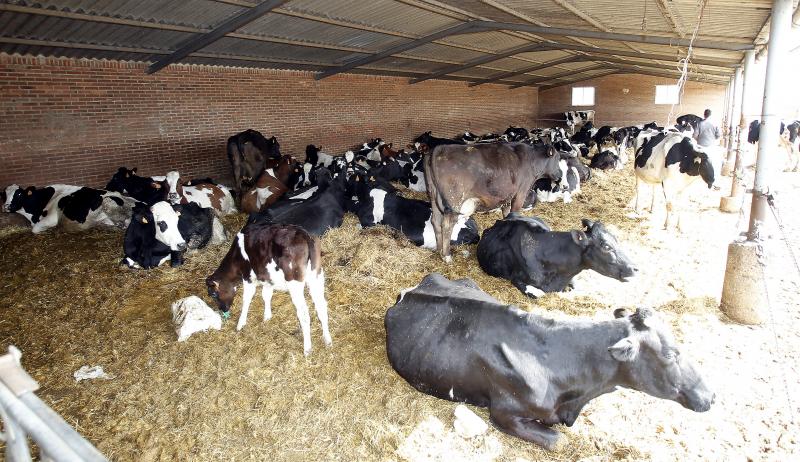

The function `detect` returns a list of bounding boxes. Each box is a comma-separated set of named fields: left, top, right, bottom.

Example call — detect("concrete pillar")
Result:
left=722, top=67, right=743, bottom=175
left=720, top=50, right=756, bottom=213
left=720, top=0, right=794, bottom=324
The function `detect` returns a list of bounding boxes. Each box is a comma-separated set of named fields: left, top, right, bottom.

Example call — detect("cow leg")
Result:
left=288, top=281, right=313, bottom=355
left=662, top=182, right=678, bottom=231
left=261, top=284, right=274, bottom=321
left=430, top=204, right=445, bottom=259
left=634, top=177, right=642, bottom=214
left=489, top=408, right=563, bottom=451
left=649, top=184, right=656, bottom=213
left=307, top=270, right=332, bottom=347
left=237, top=280, right=257, bottom=331
left=440, top=212, right=455, bottom=263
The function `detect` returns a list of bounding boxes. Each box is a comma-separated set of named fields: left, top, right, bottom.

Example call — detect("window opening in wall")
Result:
left=572, top=86, right=595, bottom=106
left=655, top=84, right=680, bottom=105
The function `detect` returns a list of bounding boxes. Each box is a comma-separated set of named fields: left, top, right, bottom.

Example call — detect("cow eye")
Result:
left=602, top=244, right=612, bottom=252
left=158, top=221, right=168, bottom=233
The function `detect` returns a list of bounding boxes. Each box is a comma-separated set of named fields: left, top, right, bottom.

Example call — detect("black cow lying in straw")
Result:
left=122, top=201, right=226, bottom=269
left=385, top=273, right=714, bottom=450
left=349, top=175, right=479, bottom=249
left=477, top=215, right=637, bottom=297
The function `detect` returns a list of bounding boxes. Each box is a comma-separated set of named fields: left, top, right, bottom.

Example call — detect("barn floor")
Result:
left=1, top=163, right=799, bottom=461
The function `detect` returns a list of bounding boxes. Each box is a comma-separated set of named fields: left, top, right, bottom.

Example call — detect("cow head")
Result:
left=7, top=186, right=32, bottom=213
left=164, top=171, right=183, bottom=204
left=206, top=276, right=234, bottom=314
left=150, top=201, right=186, bottom=251
left=610, top=307, right=715, bottom=413
left=678, top=139, right=715, bottom=188
left=105, top=167, right=137, bottom=193
left=573, top=219, right=637, bottom=282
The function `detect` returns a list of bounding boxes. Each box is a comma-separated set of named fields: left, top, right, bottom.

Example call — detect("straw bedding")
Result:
left=1, top=166, right=798, bottom=461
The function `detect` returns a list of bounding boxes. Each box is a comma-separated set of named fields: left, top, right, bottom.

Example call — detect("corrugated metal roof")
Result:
left=0, top=0, right=783, bottom=87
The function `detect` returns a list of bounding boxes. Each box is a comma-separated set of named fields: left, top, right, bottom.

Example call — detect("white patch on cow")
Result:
left=450, top=214, right=470, bottom=241
left=151, top=201, right=185, bottom=250
left=236, top=232, right=249, bottom=261
left=266, top=168, right=276, bottom=178
left=256, top=187, right=273, bottom=208
left=123, top=257, right=138, bottom=268
left=2, top=184, right=18, bottom=211
left=345, top=150, right=354, bottom=163
left=292, top=186, right=318, bottom=200
left=524, top=285, right=545, bottom=297
left=210, top=217, right=227, bottom=244
left=367, top=148, right=381, bottom=162
left=265, top=260, right=290, bottom=291
left=151, top=175, right=166, bottom=182
left=449, top=387, right=454, bottom=399
left=369, top=189, right=387, bottom=223
left=302, top=163, right=313, bottom=185
left=422, top=219, right=437, bottom=250
left=398, top=285, right=419, bottom=302
left=458, top=198, right=481, bottom=216
left=414, top=142, right=421, bottom=150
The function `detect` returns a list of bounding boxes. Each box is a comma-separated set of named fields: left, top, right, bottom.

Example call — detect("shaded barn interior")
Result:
left=2, top=1, right=800, bottom=461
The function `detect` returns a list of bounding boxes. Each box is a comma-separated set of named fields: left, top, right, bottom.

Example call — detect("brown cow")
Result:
left=226, top=129, right=281, bottom=201
left=425, top=142, right=563, bottom=262
left=240, top=156, right=296, bottom=213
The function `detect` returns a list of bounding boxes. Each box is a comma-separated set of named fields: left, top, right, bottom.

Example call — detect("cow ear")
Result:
left=140, top=216, right=148, bottom=224
left=632, top=307, right=655, bottom=329
left=571, top=230, right=589, bottom=247
left=614, top=308, right=630, bottom=319
left=581, top=218, right=595, bottom=231
left=132, top=167, right=138, bottom=173
left=609, top=337, right=639, bottom=362
left=151, top=182, right=162, bottom=189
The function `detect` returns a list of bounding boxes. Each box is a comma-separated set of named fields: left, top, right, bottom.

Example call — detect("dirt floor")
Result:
left=1, top=159, right=798, bottom=461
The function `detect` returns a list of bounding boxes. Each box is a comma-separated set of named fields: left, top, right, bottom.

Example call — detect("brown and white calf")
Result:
left=206, top=223, right=331, bottom=355
left=163, top=171, right=237, bottom=216
left=240, top=156, right=294, bottom=214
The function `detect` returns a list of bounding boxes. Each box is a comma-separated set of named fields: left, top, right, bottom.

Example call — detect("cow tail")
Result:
left=307, top=234, right=322, bottom=275
left=426, top=148, right=454, bottom=214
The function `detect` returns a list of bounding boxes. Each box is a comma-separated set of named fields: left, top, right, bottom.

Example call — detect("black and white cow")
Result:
left=248, top=170, right=349, bottom=236
left=161, top=171, right=237, bottom=216
left=748, top=119, right=800, bottom=171
left=564, top=110, right=593, bottom=134
left=122, top=201, right=226, bottom=269
left=3, top=184, right=80, bottom=233
left=676, top=114, right=703, bottom=132
left=634, top=132, right=715, bottom=229
left=56, top=187, right=137, bottom=231
left=105, top=167, right=168, bottom=205
left=386, top=274, right=714, bottom=450
left=589, top=149, right=621, bottom=170
left=503, top=126, right=530, bottom=142
left=413, top=132, right=466, bottom=152
left=477, top=215, right=637, bottom=296
left=532, top=154, right=590, bottom=203
left=351, top=178, right=479, bottom=249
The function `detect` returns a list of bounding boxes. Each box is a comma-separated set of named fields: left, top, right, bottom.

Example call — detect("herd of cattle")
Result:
left=3, top=112, right=764, bottom=450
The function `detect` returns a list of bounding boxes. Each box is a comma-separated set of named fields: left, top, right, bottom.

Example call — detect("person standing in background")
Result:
left=695, top=109, right=722, bottom=187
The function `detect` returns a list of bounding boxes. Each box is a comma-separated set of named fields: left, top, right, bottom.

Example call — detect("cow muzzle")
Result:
left=679, top=388, right=715, bottom=413
left=176, top=242, right=188, bottom=252
left=168, top=192, right=181, bottom=203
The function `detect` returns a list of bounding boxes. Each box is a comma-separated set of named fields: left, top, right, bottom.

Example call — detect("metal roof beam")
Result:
left=469, top=55, right=583, bottom=87
left=479, top=21, right=755, bottom=50
left=613, top=67, right=728, bottom=84
left=315, top=21, right=482, bottom=80
left=537, top=42, right=740, bottom=68
left=654, top=0, right=688, bottom=38
left=408, top=42, right=547, bottom=84
left=147, top=0, right=288, bottom=74
left=509, top=64, right=607, bottom=88
left=538, top=70, right=620, bottom=91
left=585, top=56, right=733, bottom=76
left=550, top=0, right=647, bottom=53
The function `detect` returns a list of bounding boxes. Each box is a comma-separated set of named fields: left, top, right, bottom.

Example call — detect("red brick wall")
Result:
left=536, top=73, right=727, bottom=128
left=0, top=54, right=538, bottom=188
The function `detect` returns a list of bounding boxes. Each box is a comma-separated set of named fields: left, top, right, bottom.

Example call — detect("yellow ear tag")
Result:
left=141, top=217, right=148, bottom=224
